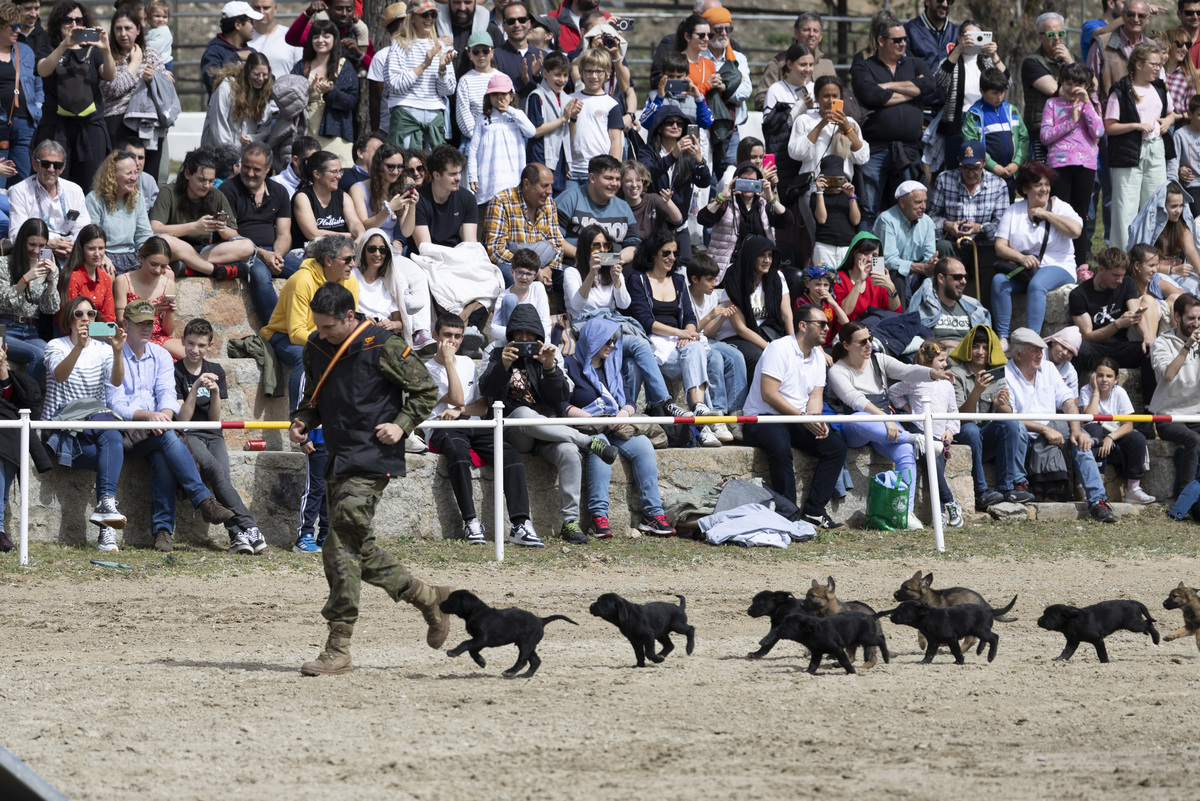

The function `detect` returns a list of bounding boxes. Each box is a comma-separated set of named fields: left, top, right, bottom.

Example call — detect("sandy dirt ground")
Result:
left=5, top=554, right=1200, bottom=800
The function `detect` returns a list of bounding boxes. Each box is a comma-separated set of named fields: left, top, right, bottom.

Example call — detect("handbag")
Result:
left=864, top=468, right=913, bottom=530
left=994, top=213, right=1052, bottom=285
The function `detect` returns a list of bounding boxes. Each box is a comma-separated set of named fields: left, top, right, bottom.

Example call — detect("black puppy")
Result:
left=746, top=590, right=808, bottom=658
left=1037, top=601, right=1160, bottom=663
left=439, top=589, right=578, bottom=677
left=878, top=596, right=1017, bottom=664
left=769, top=613, right=859, bottom=674
left=773, top=611, right=890, bottom=674
left=589, top=593, right=695, bottom=667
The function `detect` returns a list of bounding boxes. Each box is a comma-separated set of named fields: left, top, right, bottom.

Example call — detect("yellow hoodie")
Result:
left=259, top=258, right=361, bottom=345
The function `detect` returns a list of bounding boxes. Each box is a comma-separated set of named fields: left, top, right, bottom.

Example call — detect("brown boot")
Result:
left=402, top=579, right=453, bottom=649
left=300, top=622, right=354, bottom=676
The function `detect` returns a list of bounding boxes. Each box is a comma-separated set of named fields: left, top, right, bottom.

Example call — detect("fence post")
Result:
left=18, top=409, right=30, bottom=567
left=492, top=401, right=505, bottom=562
left=924, top=407, right=945, bottom=552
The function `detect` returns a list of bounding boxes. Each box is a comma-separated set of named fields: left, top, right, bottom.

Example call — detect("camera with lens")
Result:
left=601, top=33, right=618, bottom=48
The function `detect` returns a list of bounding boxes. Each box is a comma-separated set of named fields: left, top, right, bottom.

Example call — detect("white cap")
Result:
left=222, top=1, right=264, bottom=20
left=894, top=180, right=927, bottom=199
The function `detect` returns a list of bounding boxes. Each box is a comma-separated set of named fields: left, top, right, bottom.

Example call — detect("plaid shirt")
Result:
left=1167, top=67, right=1196, bottom=125
left=483, top=187, right=565, bottom=271
left=927, top=169, right=1008, bottom=243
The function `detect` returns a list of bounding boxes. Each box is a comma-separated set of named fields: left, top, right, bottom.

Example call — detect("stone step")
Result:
left=987, top=500, right=1150, bottom=521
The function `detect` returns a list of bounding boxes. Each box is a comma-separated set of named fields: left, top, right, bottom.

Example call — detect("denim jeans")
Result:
left=584, top=432, right=664, bottom=518
left=248, top=249, right=299, bottom=325
left=128, top=431, right=213, bottom=534
left=705, top=339, right=748, bottom=412
left=657, top=340, right=709, bottom=394
left=990, top=264, right=1074, bottom=338
left=840, top=413, right=919, bottom=511
left=71, top=429, right=125, bottom=502
left=2, top=320, right=46, bottom=383
left=270, top=330, right=306, bottom=413
left=1066, top=435, right=1107, bottom=504
left=0, top=113, right=36, bottom=188
left=621, top=336, right=671, bottom=406
left=955, top=420, right=1029, bottom=493
left=504, top=406, right=588, bottom=522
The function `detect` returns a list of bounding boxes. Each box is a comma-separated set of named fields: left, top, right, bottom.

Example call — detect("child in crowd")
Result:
left=1044, top=326, right=1081, bottom=396
left=887, top=340, right=965, bottom=528
left=811, top=155, right=859, bottom=270
left=525, top=52, right=578, bottom=196
left=639, top=51, right=713, bottom=131
left=455, top=31, right=499, bottom=150
left=567, top=48, right=624, bottom=185
left=489, top=249, right=551, bottom=356
left=174, top=318, right=267, bottom=555
left=1080, top=357, right=1155, bottom=504
left=763, top=42, right=815, bottom=114
left=686, top=253, right=748, bottom=420
left=619, top=159, right=682, bottom=241
left=145, top=1, right=173, bottom=72
left=1041, top=62, right=1102, bottom=267
left=794, top=263, right=847, bottom=348
left=468, top=74, right=535, bottom=208
left=1174, top=95, right=1200, bottom=217
left=963, top=67, right=1029, bottom=198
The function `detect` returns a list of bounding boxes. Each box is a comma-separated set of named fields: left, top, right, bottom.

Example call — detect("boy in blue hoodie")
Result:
left=638, top=51, right=714, bottom=132
left=962, top=67, right=1029, bottom=199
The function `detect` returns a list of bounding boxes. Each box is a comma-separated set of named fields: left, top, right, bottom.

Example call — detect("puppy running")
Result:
left=1163, top=583, right=1200, bottom=652
left=877, top=596, right=1017, bottom=664
left=589, top=593, right=695, bottom=667
left=773, top=611, right=890, bottom=675
left=803, top=576, right=885, bottom=668
left=892, top=570, right=1017, bottom=650
left=1037, top=600, right=1160, bottom=663
left=439, top=589, right=577, bottom=677
left=746, top=590, right=808, bottom=659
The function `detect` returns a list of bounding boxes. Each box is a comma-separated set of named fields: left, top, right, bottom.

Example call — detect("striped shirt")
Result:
left=383, top=38, right=458, bottom=112
left=42, top=337, right=115, bottom=420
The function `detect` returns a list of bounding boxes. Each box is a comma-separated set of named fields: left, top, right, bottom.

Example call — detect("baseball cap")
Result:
left=222, top=1, right=263, bottom=19
left=124, top=299, right=157, bottom=324
left=468, top=30, right=493, bottom=48
left=959, top=140, right=985, bottom=167
left=409, top=0, right=436, bottom=15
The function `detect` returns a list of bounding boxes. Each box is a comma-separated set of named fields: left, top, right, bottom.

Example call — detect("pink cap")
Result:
left=486, top=74, right=515, bottom=95
left=1044, top=325, right=1082, bottom=355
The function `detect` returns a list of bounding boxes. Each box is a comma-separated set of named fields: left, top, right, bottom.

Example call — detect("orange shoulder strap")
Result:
left=308, top=319, right=372, bottom=409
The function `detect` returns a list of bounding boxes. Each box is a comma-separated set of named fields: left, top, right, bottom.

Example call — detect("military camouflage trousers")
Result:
left=321, top=474, right=415, bottom=625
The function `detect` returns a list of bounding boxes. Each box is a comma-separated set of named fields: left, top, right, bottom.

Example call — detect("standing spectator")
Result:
left=293, top=18, right=357, bottom=162
left=1166, top=26, right=1200, bottom=117
left=101, top=5, right=166, bottom=177
left=961, top=67, right=1028, bottom=198
left=467, top=73, right=534, bottom=208
left=436, top=0, right=502, bottom=80
left=16, top=0, right=46, bottom=58
left=1176, top=95, right=1200, bottom=218
left=494, top=2, right=547, bottom=101
left=525, top=51, right=575, bottom=195
left=107, top=299, right=235, bottom=552
left=850, top=17, right=935, bottom=231
left=201, top=1, right=259, bottom=98
left=1181, top=0, right=1200, bottom=68
left=454, top=30, right=498, bottom=148
left=1088, top=0, right=1150, bottom=102
left=382, top=0, right=457, bottom=150
left=284, top=0, right=372, bottom=73
left=0, top=218, right=58, bottom=382
left=905, top=0, right=959, bottom=75
left=1080, top=356, right=1155, bottom=503
left=248, top=0, right=302, bottom=79
left=701, top=6, right=751, bottom=184
left=41, top=295, right=128, bottom=552
left=9, top=140, right=88, bottom=262
left=810, top=160, right=860, bottom=272
left=567, top=47, right=623, bottom=182
left=0, top=3, right=42, bottom=188
left=202, top=53, right=276, bottom=152
left=1042, top=62, right=1104, bottom=269
left=34, top=1, right=115, bottom=191
left=1022, top=12, right=1074, bottom=164
left=762, top=42, right=814, bottom=115
left=60, top=224, right=112, bottom=321
left=144, top=2, right=172, bottom=73
left=1150, top=292, right=1200, bottom=490
left=84, top=150, right=152, bottom=275
left=874, top=181, right=937, bottom=309
left=935, top=20, right=1005, bottom=168
left=1105, top=41, right=1178, bottom=250
left=753, top=12, right=835, bottom=112
left=637, top=103, right=709, bottom=261
left=365, top=3, right=407, bottom=133
left=1081, top=0, right=1124, bottom=66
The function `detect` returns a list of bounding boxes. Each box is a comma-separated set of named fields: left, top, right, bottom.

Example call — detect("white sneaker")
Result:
left=709, top=421, right=734, bottom=442
left=944, top=501, right=964, bottom=528
left=89, top=496, right=127, bottom=529
left=463, top=518, right=486, bottom=544
left=96, top=527, right=119, bottom=552
left=906, top=513, right=925, bottom=531
left=405, top=436, right=428, bottom=453
left=244, top=526, right=267, bottom=554
left=1125, top=486, right=1157, bottom=505
left=507, top=519, right=544, bottom=548
left=228, top=531, right=254, bottom=555
left=697, top=426, right=722, bottom=447
left=692, top=402, right=713, bottom=418
left=999, top=337, right=1010, bottom=353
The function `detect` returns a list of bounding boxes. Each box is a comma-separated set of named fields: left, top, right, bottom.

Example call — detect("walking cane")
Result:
left=956, top=234, right=980, bottom=300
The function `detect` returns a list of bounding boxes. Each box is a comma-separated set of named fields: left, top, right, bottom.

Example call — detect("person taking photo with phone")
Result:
left=0, top=218, right=58, bottom=383
left=696, top=160, right=791, bottom=281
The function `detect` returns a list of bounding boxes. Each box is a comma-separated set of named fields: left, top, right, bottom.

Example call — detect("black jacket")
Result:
left=1108, top=76, right=1176, bottom=169
left=849, top=54, right=935, bottom=144
left=0, top=369, right=54, bottom=473
left=478, top=304, right=571, bottom=418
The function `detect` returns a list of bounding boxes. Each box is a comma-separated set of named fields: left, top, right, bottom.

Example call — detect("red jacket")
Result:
left=285, top=8, right=375, bottom=68
left=549, top=1, right=610, bottom=55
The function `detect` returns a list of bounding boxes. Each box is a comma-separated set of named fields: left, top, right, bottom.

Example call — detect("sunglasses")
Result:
left=417, top=10, right=437, bottom=18
left=852, top=335, right=873, bottom=346
left=662, top=118, right=685, bottom=127
left=804, top=318, right=830, bottom=329
left=504, top=15, right=529, bottom=24
left=1125, top=11, right=1149, bottom=19
left=691, top=31, right=711, bottom=39
left=1185, top=8, right=1200, bottom=14
left=383, top=162, right=404, bottom=172
left=711, top=25, right=732, bottom=34
left=39, top=159, right=63, bottom=170
left=364, top=245, right=389, bottom=254
left=1179, top=40, right=1195, bottom=48
left=1043, top=30, right=1067, bottom=39
left=470, top=47, right=491, bottom=55
left=948, top=273, right=968, bottom=281
left=889, top=36, right=908, bottom=44
left=405, top=165, right=425, bottom=174
left=660, top=248, right=678, bottom=257
left=73, top=308, right=98, bottom=319
left=605, top=335, right=619, bottom=347
left=65, top=15, right=83, bottom=24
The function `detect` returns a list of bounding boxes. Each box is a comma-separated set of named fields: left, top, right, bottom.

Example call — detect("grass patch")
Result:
left=4, top=507, right=1198, bottom=583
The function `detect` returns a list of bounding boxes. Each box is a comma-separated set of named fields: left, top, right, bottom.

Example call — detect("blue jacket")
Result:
left=292, top=57, right=359, bottom=143
left=904, top=14, right=958, bottom=74
left=2, top=43, right=43, bottom=126
left=200, top=35, right=246, bottom=96
left=911, top=277, right=991, bottom=332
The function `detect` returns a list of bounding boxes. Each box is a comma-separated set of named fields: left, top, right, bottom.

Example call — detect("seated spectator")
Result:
left=1069, top=247, right=1151, bottom=396
left=834, top=232, right=900, bottom=321
left=219, top=142, right=293, bottom=325
left=107, top=299, right=236, bottom=551
left=483, top=163, right=565, bottom=288
left=381, top=0, right=457, bottom=151
left=424, top=312, right=533, bottom=545
left=42, top=295, right=128, bottom=551
left=792, top=263, right=847, bottom=348
left=911, top=257, right=991, bottom=348
left=637, top=104, right=708, bottom=261
left=61, top=224, right=114, bottom=322
left=1005, top=326, right=1117, bottom=522
left=639, top=50, right=713, bottom=134
left=0, top=327, right=45, bottom=552
left=991, top=162, right=1082, bottom=351
left=686, top=252, right=748, bottom=420
left=1128, top=243, right=1185, bottom=350
left=961, top=67, right=1028, bottom=197
left=741, top=304, right=847, bottom=528
left=85, top=150, right=153, bottom=275
left=935, top=20, right=1006, bottom=169
left=525, top=51, right=575, bottom=195
left=828, top=320, right=953, bottom=530
left=290, top=150, right=365, bottom=269
left=292, top=18, right=358, bottom=161
left=567, top=47, right=623, bottom=182
left=810, top=158, right=860, bottom=271
left=697, top=160, right=792, bottom=282
left=260, top=234, right=360, bottom=411
left=627, top=228, right=723, bottom=446
left=1128, top=180, right=1200, bottom=292
left=352, top=228, right=403, bottom=331
left=555, top=154, right=641, bottom=269
left=927, top=141, right=1008, bottom=305
left=619, top=159, right=682, bottom=244
left=404, top=144, right=477, bottom=250
left=339, top=129, right=386, bottom=194
left=716, top=234, right=792, bottom=388
left=9, top=141, right=89, bottom=263
left=201, top=52, right=277, bottom=151
left=149, top=148, right=257, bottom=278
left=477, top=302, right=619, bottom=548
left=271, top=135, right=320, bottom=200
left=873, top=180, right=937, bottom=309
left=1045, top=325, right=1081, bottom=395
left=200, top=1, right=258, bottom=97
left=1080, top=356, right=1155, bottom=504
left=1042, top=62, right=1103, bottom=269
left=563, top=317, right=677, bottom=538
left=488, top=249, right=549, bottom=354
left=349, top=144, right=413, bottom=249
left=0, top=219, right=58, bottom=382
left=112, top=236, right=181, bottom=359
left=175, top=317, right=268, bottom=554
left=1150, top=292, right=1200, bottom=491
left=357, top=225, right=434, bottom=352
left=115, top=137, right=161, bottom=210
left=466, top=73, right=535, bottom=208
left=888, top=340, right=966, bottom=527
left=948, top=324, right=1032, bottom=509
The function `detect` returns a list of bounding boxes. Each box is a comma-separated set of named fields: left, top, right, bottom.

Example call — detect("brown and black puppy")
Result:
left=878, top=596, right=1016, bottom=664
left=1163, top=583, right=1200, bottom=652
left=589, top=593, right=695, bottom=667
left=893, top=570, right=1017, bottom=650
left=771, top=613, right=862, bottom=675
left=802, top=576, right=885, bottom=668
left=746, top=590, right=808, bottom=659
left=440, top=589, right=578, bottom=678
left=1037, top=600, right=1160, bottom=663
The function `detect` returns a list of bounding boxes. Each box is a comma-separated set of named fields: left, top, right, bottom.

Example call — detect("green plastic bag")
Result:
left=864, top=470, right=912, bottom=531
